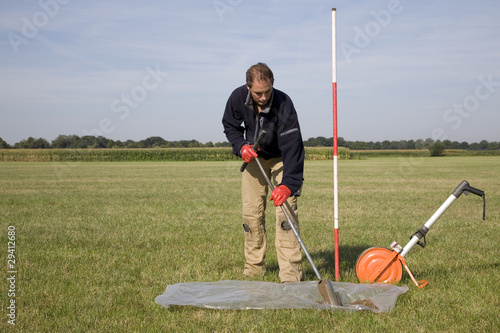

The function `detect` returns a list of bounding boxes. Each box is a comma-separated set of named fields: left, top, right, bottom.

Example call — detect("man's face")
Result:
left=247, top=78, right=273, bottom=108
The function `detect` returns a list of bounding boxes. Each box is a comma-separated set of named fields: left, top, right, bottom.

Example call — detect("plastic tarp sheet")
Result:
left=156, top=280, right=408, bottom=313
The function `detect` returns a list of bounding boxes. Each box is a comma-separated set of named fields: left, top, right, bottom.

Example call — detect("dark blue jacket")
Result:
left=222, top=85, right=304, bottom=194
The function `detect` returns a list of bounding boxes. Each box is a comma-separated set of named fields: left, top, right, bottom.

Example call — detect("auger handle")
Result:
left=452, top=180, right=485, bottom=220
left=240, top=130, right=267, bottom=172
left=400, top=180, right=486, bottom=257
left=452, top=180, right=484, bottom=198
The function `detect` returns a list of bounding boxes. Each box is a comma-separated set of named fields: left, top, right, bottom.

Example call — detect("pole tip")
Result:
left=332, top=8, right=336, bottom=11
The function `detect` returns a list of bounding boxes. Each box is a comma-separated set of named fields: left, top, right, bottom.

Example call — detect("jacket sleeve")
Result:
left=277, top=96, right=305, bottom=195
left=222, top=89, right=249, bottom=157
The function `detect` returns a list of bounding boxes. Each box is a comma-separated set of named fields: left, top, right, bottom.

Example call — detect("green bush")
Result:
left=429, top=141, right=445, bottom=156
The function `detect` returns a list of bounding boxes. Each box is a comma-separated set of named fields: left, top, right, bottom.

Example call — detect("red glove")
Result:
left=241, top=145, right=258, bottom=163
left=270, top=185, right=292, bottom=207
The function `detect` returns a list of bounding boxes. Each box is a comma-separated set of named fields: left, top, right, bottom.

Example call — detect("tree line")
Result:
left=0, top=135, right=231, bottom=149
left=0, top=135, right=498, bottom=150
left=303, top=137, right=499, bottom=151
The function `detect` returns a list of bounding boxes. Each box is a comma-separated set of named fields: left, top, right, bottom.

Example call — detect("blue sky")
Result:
left=1, top=0, right=499, bottom=145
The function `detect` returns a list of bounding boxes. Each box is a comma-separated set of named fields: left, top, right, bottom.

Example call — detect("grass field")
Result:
left=1, top=156, right=499, bottom=332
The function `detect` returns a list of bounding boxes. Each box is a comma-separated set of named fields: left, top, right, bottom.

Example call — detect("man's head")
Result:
left=246, top=63, right=274, bottom=109
left=246, top=62, right=274, bottom=88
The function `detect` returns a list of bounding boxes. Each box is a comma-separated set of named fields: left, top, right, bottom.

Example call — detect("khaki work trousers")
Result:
left=241, top=157, right=302, bottom=283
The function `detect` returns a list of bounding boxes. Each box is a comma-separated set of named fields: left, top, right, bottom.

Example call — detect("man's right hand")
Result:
left=241, top=145, right=258, bottom=163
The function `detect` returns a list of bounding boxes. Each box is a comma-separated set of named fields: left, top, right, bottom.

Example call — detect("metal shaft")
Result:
left=253, top=157, right=322, bottom=280
left=400, top=194, right=457, bottom=257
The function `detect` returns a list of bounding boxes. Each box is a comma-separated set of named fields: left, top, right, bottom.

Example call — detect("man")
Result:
left=222, top=62, right=305, bottom=283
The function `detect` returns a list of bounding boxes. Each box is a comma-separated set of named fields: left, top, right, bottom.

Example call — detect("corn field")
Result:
left=0, top=147, right=354, bottom=162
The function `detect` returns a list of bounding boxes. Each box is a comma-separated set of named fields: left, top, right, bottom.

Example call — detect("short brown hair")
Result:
left=246, top=62, right=274, bottom=88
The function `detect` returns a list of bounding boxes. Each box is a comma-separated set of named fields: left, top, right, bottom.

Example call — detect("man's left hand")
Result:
left=270, top=185, right=291, bottom=207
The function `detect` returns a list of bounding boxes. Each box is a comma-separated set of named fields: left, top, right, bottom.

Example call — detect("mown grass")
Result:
left=0, top=157, right=499, bottom=332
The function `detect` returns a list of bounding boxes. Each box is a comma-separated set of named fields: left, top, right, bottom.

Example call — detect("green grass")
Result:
left=0, top=157, right=499, bottom=332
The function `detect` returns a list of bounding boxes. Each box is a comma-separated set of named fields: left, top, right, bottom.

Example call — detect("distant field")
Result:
left=0, top=156, right=498, bottom=331
left=0, top=147, right=354, bottom=162
left=1, top=147, right=499, bottom=162
left=351, top=149, right=500, bottom=158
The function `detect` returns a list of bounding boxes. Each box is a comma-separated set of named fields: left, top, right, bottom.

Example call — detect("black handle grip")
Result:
left=240, top=130, right=267, bottom=172
left=452, top=180, right=486, bottom=220
left=452, top=180, right=484, bottom=198
left=464, top=184, right=486, bottom=220
left=464, top=185, right=484, bottom=197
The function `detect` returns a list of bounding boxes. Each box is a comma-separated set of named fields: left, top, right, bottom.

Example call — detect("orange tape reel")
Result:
left=356, top=247, right=403, bottom=284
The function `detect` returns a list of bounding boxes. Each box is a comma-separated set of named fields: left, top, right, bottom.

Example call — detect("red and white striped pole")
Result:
left=331, top=8, right=340, bottom=281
